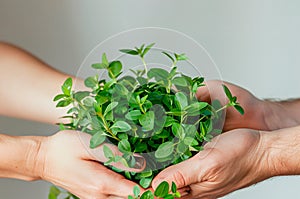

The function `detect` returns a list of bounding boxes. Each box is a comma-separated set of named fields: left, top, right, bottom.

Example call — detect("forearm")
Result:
left=0, top=42, right=84, bottom=124
left=263, top=99, right=300, bottom=130
left=261, top=125, right=300, bottom=177
left=0, top=133, right=45, bottom=181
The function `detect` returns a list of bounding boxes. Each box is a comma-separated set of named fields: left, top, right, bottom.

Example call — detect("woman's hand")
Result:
left=38, top=131, right=145, bottom=199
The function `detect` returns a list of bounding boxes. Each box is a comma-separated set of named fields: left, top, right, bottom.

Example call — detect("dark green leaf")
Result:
left=222, top=84, right=233, bottom=101
left=56, top=99, right=72, bottom=107
left=154, top=181, right=169, bottom=197
left=84, top=76, right=98, bottom=89
left=171, top=182, right=177, bottom=193
left=53, top=94, right=66, bottom=101
left=234, top=104, right=245, bottom=115
left=134, top=142, right=147, bottom=153
left=141, top=43, right=155, bottom=57
left=120, top=49, right=139, bottom=55
left=109, top=61, right=122, bottom=78
left=140, top=190, right=154, bottom=199
left=162, top=51, right=175, bottom=62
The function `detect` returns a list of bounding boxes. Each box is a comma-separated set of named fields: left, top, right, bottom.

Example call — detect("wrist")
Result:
left=0, top=134, right=46, bottom=181
left=262, top=100, right=300, bottom=130
left=260, top=126, right=300, bottom=177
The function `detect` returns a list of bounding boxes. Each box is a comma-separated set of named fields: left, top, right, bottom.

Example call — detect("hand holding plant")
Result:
left=51, top=43, right=243, bottom=198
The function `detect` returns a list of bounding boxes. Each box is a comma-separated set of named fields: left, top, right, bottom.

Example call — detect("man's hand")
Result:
left=37, top=131, right=145, bottom=199
left=197, top=80, right=300, bottom=131
left=152, top=129, right=271, bottom=199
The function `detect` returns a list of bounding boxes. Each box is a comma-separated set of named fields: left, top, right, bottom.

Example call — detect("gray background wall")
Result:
left=0, top=0, right=300, bottom=198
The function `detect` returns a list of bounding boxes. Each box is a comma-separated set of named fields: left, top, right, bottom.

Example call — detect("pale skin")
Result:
left=152, top=81, right=300, bottom=199
left=0, top=42, right=145, bottom=199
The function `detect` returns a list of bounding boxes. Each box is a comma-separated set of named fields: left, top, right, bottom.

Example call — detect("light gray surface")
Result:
left=1, top=0, right=300, bottom=198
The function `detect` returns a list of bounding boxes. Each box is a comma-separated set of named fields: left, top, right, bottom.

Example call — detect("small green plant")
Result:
left=50, top=43, right=243, bottom=199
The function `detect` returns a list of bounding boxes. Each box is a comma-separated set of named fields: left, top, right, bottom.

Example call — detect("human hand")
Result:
left=36, top=130, right=145, bottom=199
left=196, top=80, right=274, bottom=131
left=152, top=129, right=271, bottom=199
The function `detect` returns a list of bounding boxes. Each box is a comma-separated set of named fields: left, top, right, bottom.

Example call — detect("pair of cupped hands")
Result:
left=38, top=81, right=274, bottom=199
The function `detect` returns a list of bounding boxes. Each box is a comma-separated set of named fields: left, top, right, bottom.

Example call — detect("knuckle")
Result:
left=171, top=170, right=187, bottom=187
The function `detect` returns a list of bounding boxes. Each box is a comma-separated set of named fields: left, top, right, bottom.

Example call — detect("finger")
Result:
left=196, top=80, right=227, bottom=105
left=152, top=155, right=201, bottom=189
left=91, top=163, right=145, bottom=197
left=76, top=131, right=146, bottom=172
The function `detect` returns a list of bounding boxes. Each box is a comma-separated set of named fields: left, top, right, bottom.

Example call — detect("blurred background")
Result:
left=0, top=0, right=300, bottom=198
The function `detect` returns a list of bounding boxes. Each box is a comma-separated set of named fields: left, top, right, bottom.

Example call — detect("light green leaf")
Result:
left=90, top=131, right=106, bottom=149
left=155, top=142, right=174, bottom=159
left=125, top=110, right=142, bottom=120
left=104, top=101, right=119, bottom=116
left=111, top=121, right=132, bottom=132
left=108, top=61, right=122, bottom=78
left=61, top=77, right=73, bottom=96
left=119, top=49, right=139, bottom=55
left=172, top=77, right=188, bottom=87
left=103, top=145, right=114, bottom=159
left=175, top=92, right=188, bottom=109
left=139, top=111, right=155, bottom=131
left=118, top=139, right=131, bottom=153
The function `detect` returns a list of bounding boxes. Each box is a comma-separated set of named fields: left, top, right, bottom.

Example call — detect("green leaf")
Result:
left=140, top=177, right=153, bottom=189
left=162, top=51, right=175, bottom=62
left=154, top=181, right=169, bottom=197
left=90, top=131, right=106, bottom=149
left=134, top=142, right=147, bottom=153
left=222, top=84, right=233, bottom=101
left=84, top=76, right=98, bottom=89
left=140, top=190, right=154, bottom=199
left=118, top=139, right=131, bottom=153
left=171, top=182, right=177, bottom=193
left=120, top=49, right=139, bottom=55
left=175, top=92, right=188, bottom=109
left=172, top=123, right=185, bottom=138
left=141, top=43, right=155, bottom=57
left=61, top=77, right=73, bottom=96
left=108, top=61, right=122, bottom=78
left=102, top=53, right=109, bottom=66
left=234, top=104, right=245, bottom=115
left=133, top=185, right=140, bottom=197
left=73, top=91, right=90, bottom=102
left=174, top=53, right=188, bottom=61
left=104, top=101, right=119, bottom=116
left=155, top=141, right=174, bottom=159
left=147, top=68, right=169, bottom=82
left=125, top=110, right=142, bottom=120
left=91, top=63, right=107, bottom=69
left=56, top=99, right=72, bottom=107
left=172, top=77, right=188, bottom=87
left=48, top=186, right=61, bottom=199
left=53, top=94, right=66, bottom=101
left=111, top=121, right=132, bottom=132
left=184, top=102, right=208, bottom=116
left=139, top=111, right=155, bottom=131
left=103, top=145, right=114, bottom=159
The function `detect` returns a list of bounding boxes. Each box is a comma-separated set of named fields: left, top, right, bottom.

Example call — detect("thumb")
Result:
left=152, top=156, right=200, bottom=189
left=77, top=131, right=146, bottom=172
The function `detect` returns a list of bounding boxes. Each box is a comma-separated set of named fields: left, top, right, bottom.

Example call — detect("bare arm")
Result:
left=0, top=42, right=84, bottom=124
left=0, top=43, right=143, bottom=198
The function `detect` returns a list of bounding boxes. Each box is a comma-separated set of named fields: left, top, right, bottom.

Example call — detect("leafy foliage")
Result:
left=51, top=43, right=243, bottom=199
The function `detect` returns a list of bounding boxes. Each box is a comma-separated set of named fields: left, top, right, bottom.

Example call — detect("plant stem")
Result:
left=141, top=57, right=148, bottom=74
left=97, top=112, right=120, bottom=141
